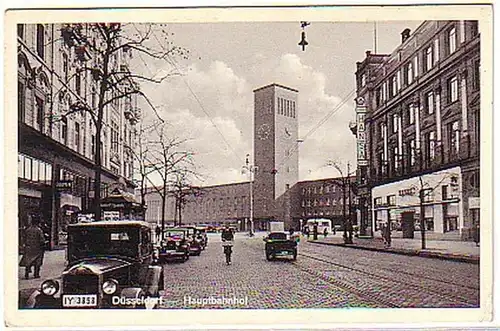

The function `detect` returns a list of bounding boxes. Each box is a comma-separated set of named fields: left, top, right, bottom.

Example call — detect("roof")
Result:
left=68, top=220, right=151, bottom=228
left=253, top=83, right=298, bottom=93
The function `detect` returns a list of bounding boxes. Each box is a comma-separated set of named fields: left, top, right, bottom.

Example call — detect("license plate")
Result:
left=62, top=294, right=97, bottom=307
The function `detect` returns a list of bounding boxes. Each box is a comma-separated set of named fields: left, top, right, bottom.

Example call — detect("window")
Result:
left=427, top=131, right=436, bottom=161
left=425, top=45, right=433, bottom=71
left=426, top=91, right=434, bottom=114
left=75, top=122, right=81, bottom=153
left=360, top=73, right=366, bottom=87
left=36, top=24, right=45, bottom=59
left=392, top=114, right=399, bottom=133
left=422, top=188, right=434, bottom=202
left=301, top=200, right=305, bottom=207
left=61, top=117, right=68, bottom=145
left=374, top=197, right=382, bottom=206
left=62, top=53, right=69, bottom=82
left=448, top=27, right=457, bottom=54
left=35, top=97, right=44, bottom=130
left=409, top=139, right=416, bottom=166
left=326, top=197, right=330, bottom=206
left=32, top=160, right=39, bottom=182
left=397, top=70, right=402, bottom=91
left=292, top=102, right=296, bottom=118
left=406, top=62, right=414, bottom=85
left=407, top=103, right=415, bottom=125
left=448, top=76, right=458, bottom=102
left=91, top=134, right=96, bottom=160
left=442, top=185, right=448, bottom=200
left=75, top=73, right=81, bottom=96
left=325, top=186, right=330, bottom=193
left=393, top=146, right=399, bottom=170
left=470, top=21, right=479, bottom=37
left=17, top=24, right=24, bottom=39
left=390, top=76, right=397, bottom=97
left=473, top=60, right=480, bottom=90
left=18, top=81, right=25, bottom=122
left=111, top=121, right=119, bottom=154
left=387, top=195, right=396, bottom=206
left=413, top=56, right=419, bottom=78
left=434, top=38, right=440, bottom=64
left=448, top=121, right=460, bottom=154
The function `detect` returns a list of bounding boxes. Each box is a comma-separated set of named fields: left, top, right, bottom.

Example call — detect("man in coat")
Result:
left=20, top=215, right=45, bottom=279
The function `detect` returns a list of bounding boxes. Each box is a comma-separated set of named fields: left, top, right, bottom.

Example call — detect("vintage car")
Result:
left=24, top=221, right=164, bottom=309
left=195, top=226, right=208, bottom=249
left=263, top=232, right=298, bottom=261
left=178, top=227, right=203, bottom=256
left=157, top=228, right=190, bottom=262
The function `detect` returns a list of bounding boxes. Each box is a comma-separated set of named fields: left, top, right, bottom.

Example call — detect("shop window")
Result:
left=425, top=218, right=435, bottom=231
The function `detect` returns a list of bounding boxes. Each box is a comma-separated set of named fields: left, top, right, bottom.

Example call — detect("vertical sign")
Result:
left=355, top=97, right=368, bottom=166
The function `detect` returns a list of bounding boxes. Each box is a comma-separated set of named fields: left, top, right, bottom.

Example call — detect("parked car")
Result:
left=158, top=228, right=190, bottom=262
left=178, top=227, right=203, bottom=256
left=23, top=221, right=163, bottom=309
left=195, top=226, right=208, bottom=249
left=263, top=232, right=297, bottom=261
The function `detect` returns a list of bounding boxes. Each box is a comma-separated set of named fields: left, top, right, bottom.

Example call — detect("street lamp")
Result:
left=242, top=154, right=258, bottom=234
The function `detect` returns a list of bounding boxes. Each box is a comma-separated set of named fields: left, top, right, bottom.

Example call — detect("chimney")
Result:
left=401, top=28, right=411, bottom=43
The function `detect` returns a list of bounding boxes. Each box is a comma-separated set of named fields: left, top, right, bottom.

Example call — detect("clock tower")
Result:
left=253, top=83, right=299, bottom=229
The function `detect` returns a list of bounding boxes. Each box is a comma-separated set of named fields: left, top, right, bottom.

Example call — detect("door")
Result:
left=401, top=212, right=415, bottom=239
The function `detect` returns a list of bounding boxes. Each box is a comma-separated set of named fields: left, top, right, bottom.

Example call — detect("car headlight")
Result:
left=41, top=279, right=59, bottom=296
left=102, top=279, right=118, bottom=295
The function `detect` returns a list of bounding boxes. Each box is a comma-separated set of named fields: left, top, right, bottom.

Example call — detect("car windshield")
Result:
left=268, top=232, right=287, bottom=240
left=68, top=227, right=139, bottom=261
left=165, top=230, right=185, bottom=238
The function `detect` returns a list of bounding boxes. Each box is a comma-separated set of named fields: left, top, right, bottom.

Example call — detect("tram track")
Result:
left=301, top=245, right=480, bottom=291
left=297, top=251, right=479, bottom=308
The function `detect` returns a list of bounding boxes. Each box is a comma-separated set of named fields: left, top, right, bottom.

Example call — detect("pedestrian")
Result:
left=19, top=215, right=46, bottom=279
left=304, top=226, right=310, bottom=240
left=313, top=223, right=318, bottom=241
left=474, top=223, right=480, bottom=247
left=383, top=222, right=392, bottom=248
left=333, top=225, right=336, bottom=235
left=155, top=225, right=161, bottom=242
left=323, top=227, right=328, bottom=239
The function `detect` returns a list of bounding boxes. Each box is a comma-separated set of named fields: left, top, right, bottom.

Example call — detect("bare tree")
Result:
left=326, top=160, right=356, bottom=244
left=56, top=23, right=189, bottom=221
left=146, top=123, right=195, bottom=238
left=170, top=169, right=204, bottom=227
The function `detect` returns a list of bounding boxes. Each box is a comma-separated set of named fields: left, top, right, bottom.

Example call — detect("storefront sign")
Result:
left=56, top=180, right=73, bottom=191
left=398, top=187, right=416, bottom=196
left=103, top=211, right=120, bottom=221
left=101, top=202, right=125, bottom=209
left=356, top=103, right=367, bottom=167
left=468, top=197, right=480, bottom=209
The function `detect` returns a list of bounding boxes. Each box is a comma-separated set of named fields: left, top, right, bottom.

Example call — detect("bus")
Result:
left=305, top=219, right=332, bottom=235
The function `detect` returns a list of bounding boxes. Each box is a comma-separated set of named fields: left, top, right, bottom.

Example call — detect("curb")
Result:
left=309, top=241, right=479, bottom=264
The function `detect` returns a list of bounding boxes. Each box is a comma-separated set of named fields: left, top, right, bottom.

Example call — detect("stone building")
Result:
left=18, top=23, right=139, bottom=248
left=353, top=20, right=480, bottom=239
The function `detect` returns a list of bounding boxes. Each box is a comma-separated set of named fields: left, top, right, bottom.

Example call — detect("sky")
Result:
left=129, top=21, right=422, bottom=186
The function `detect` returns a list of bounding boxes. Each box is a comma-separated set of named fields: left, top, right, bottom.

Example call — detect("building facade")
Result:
left=141, top=177, right=354, bottom=231
left=354, top=20, right=480, bottom=239
left=253, top=84, right=299, bottom=228
left=18, top=24, right=139, bottom=248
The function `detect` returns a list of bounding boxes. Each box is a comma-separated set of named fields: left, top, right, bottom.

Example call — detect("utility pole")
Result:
left=243, top=154, right=256, bottom=234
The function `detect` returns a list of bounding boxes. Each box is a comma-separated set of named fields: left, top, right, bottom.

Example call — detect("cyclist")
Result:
left=221, top=226, right=234, bottom=265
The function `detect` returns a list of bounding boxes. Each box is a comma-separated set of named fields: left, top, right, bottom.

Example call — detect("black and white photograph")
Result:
left=4, top=4, right=494, bottom=328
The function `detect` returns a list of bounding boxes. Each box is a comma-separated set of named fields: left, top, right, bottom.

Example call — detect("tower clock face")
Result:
left=257, top=123, right=271, bottom=140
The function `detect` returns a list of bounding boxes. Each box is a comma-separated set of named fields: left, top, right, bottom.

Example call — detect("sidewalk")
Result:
left=18, top=249, right=67, bottom=291
left=306, top=233, right=479, bottom=264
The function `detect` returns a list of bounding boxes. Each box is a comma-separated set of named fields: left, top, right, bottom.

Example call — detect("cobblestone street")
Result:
left=159, top=233, right=479, bottom=309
